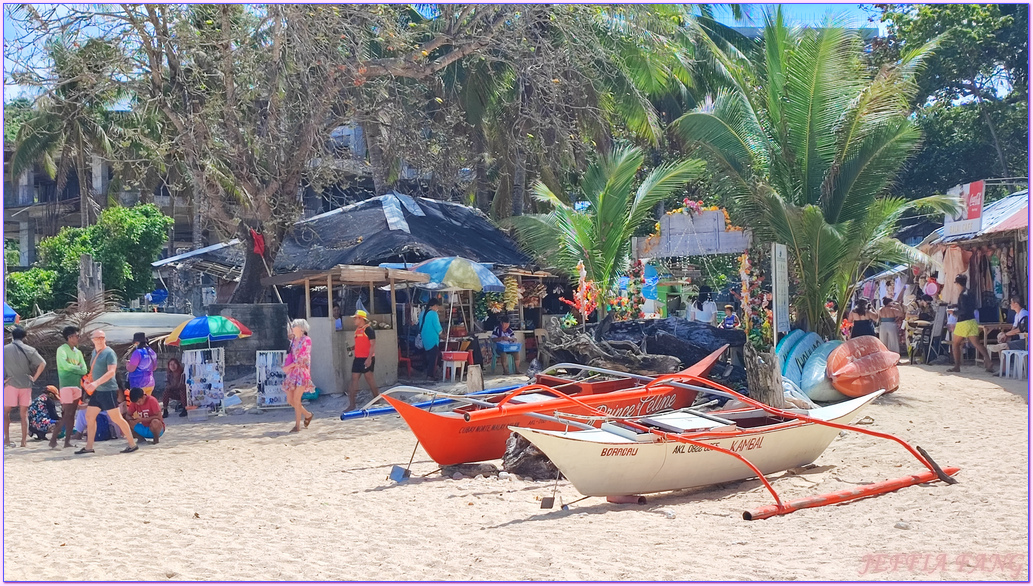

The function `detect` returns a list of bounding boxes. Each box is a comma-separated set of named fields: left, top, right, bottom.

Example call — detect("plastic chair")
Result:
left=398, top=348, right=412, bottom=379
left=1000, top=350, right=1028, bottom=379
left=491, top=346, right=516, bottom=375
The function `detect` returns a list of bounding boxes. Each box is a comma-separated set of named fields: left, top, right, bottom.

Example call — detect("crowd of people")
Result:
left=846, top=273, right=1028, bottom=374
left=3, top=326, right=174, bottom=452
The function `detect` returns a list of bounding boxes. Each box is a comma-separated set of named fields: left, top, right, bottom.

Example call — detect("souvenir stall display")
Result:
left=256, top=350, right=289, bottom=409
left=183, top=348, right=226, bottom=412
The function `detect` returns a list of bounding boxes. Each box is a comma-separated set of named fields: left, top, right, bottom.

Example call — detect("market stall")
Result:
left=262, top=265, right=429, bottom=394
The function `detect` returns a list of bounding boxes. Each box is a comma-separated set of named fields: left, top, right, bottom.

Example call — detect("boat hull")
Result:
left=384, top=347, right=725, bottom=466
left=510, top=393, right=880, bottom=497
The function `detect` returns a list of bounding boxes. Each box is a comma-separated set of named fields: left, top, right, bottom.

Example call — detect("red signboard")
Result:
left=944, top=180, right=985, bottom=237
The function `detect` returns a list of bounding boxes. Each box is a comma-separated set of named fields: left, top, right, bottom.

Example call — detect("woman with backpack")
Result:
left=418, top=298, right=443, bottom=381
left=126, top=332, right=158, bottom=396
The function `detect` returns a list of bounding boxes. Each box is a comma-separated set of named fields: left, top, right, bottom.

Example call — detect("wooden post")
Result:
left=369, top=281, right=375, bottom=316
left=389, top=278, right=396, bottom=329
left=304, top=279, right=311, bottom=319
left=517, top=274, right=525, bottom=331
left=327, top=274, right=333, bottom=323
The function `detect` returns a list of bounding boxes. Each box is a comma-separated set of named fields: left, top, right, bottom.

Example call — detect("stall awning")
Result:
left=923, top=190, right=1029, bottom=246
left=261, top=265, right=430, bottom=288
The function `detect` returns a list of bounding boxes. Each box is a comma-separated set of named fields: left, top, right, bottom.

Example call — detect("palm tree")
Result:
left=510, top=146, right=703, bottom=315
left=673, top=10, right=958, bottom=338
left=11, top=36, right=124, bottom=227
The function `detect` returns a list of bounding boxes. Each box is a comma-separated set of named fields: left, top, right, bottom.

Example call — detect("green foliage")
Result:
left=674, top=10, right=960, bottom=338
left=3, top=98, right=33, bottom=143
left=4, top=240, right=19, bottom=267
left=870, top=4, right=1028, bottom=181
left=875, top=4, right=1027, bottom=104
left=509, top=146, right=703, bottom=312
left=892, top=99, right=1028, bottom=201
left=34, top=204, right=173, bottom=307
left=6, top=268, right=58, bottom=316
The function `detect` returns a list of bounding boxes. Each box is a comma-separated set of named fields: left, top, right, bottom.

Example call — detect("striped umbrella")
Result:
left=164, top=316, right=252, bottom=346
left=3, top=302, right=19, bottom=326
left=411, top=257, right=504, bottom=292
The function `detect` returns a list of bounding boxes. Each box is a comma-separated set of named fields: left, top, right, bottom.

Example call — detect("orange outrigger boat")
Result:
left=381, top=346, right=727, bottom=466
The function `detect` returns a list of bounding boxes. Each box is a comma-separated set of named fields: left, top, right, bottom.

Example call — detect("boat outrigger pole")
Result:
left=528, top=373, right=960, bottom=520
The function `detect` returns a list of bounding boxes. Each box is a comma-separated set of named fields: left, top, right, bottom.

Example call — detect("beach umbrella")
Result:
left=164, top=315, right=252, bottom=346
left=411, top=257, right=504, bottom=292
left=3, top=302, right=19, bottom=326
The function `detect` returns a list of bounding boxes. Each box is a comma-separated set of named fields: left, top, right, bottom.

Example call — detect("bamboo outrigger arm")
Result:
left=530, top=372, right=960, bottom=521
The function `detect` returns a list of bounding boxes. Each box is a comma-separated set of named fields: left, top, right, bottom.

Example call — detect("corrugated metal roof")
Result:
left=926, top=190, right=1029, bottom=245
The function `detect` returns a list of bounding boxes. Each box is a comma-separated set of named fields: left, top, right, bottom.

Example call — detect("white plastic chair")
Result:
left=1000, top=350, right=1028, bottom=379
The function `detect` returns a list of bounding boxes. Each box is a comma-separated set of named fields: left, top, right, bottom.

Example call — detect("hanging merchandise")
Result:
left=990, top=249, right=1004, bottom=299
left=183, top=348, right=226, bottom=411
left=256, top=350, right=290, bottom=409
left=503, top=276, right=520, bottom=311
left=941, top=246, right=966, bottom=304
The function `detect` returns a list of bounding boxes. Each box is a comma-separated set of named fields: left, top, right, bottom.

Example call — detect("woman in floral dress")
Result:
left=284, top=319, right=315, bottom=432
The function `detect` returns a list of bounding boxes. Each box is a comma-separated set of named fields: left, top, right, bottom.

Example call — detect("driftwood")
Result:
left=540, top=317, right=681, bottom=376
left=744, top=344, right=785, bottom=408
left=502, top=432, right=562, bottom=481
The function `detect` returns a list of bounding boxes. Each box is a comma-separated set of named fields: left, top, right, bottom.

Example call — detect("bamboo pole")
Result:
left=304, top=279, right=311, bottom=319
left=327, top=274, right=333, bottom=324
left=389, top=278, right=396, bottom=329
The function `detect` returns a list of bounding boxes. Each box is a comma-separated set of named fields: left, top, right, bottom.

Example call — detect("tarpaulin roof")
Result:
left=924, top=190, right=1029, bottom=246
left=153, top=193, right=531, bottom=279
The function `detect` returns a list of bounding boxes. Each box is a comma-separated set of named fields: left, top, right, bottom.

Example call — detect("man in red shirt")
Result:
left=127, top=387, right=165, bottom=444
left=346, top=310, right=378, bottom=412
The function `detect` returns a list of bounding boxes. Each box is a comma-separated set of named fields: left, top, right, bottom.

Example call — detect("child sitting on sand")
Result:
left=127, top=387, right=165, bottom=444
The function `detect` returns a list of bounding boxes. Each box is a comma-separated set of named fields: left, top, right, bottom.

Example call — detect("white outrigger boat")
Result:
left=510, top=373, right=959, bottom=520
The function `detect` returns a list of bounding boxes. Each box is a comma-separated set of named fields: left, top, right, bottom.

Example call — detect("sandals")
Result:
left=303, top=414, right=313, bottom=428
left=121, top=445, right=139, bottom=453
left=74, top=448, right=95, bottom=455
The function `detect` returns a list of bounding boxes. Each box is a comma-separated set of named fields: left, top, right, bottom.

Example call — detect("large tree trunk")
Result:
left=511, top=144, right=526, bottom=217
left=228, top=227, right=277, bottom=304
left=743, top=344, right=785, bottom=408
left=972, top=79, right=1009, bottom=175
left=366, top=121, right=391, bottom=195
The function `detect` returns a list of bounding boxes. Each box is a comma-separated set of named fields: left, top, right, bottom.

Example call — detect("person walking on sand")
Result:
left=77, top=330, right=138, bottom=454
left=345, top=310, right=378, bottom=412
left=848, top=300, right=878, bottom=339
left=284, top=319, right=314, bottom=433
left=52, top=326, right=88, bottom=448
left=4, top=326, right=46, bottom=448
left=948, top=274, right=993, bottom=373
left=878, top=297, right=903, bottom=353
left=126, top=332, right=158, bottom=396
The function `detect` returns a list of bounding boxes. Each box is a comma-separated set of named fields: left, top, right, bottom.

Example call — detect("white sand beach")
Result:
left=3, top=365, right=1028, bottom=581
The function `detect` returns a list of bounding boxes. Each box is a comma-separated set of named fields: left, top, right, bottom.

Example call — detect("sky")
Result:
left=2, top=3, right=889, bottom=102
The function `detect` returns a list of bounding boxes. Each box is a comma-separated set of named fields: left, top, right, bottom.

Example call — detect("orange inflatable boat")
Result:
left=826, top=336, right=900, bottom=397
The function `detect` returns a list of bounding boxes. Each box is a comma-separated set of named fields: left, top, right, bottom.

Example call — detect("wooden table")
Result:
left=978, top=322, right=1011, bottom=347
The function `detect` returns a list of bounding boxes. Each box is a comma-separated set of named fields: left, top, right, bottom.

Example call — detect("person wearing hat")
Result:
left=346, top=310, right=378, bottom=412
left=28, top=386, right=60, bottom=441
left=78, top=330, right=138, bottom=454
left=4, top=326, right=46, bottom=448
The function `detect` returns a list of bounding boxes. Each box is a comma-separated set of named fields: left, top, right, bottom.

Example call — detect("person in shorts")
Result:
left=127, top=387, right=165, bottom=444
left=346, top=310, right=378, bottom=412
left=53, top=326, right=88, bottom=448
left=77, top=330, right=138, bottom=454
left=4, top=326, right=46, bottom=448
left=948, top=274, right=992, bottom=373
